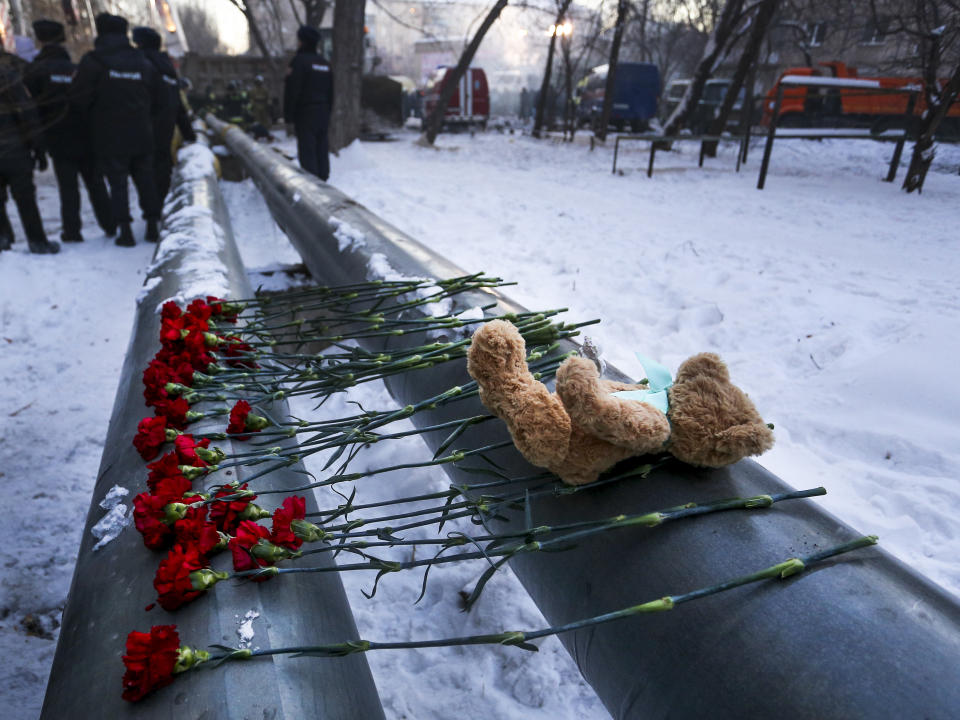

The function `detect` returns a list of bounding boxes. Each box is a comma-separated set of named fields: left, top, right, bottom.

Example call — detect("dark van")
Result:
left=577, top=62, right=660, bottom=132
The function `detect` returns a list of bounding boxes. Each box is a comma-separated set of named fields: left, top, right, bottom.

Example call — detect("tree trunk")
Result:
left=228, top=0, right=281, bottom=86
left=595, top=0, right=629, bottom=142
left=703, top=0, right=778, bottom=157
left=661, top=0, right=745, bottom=137
left=330, top=0, right=367, bottom=152
left=561, top=35, right=575, bottom=140
left=533, top=0, right=574, bottom=139
left=903, top=59, right=960, bottom=193
left=638, top=0, right=650, bottom=61
left=421, top=0, right=509, bottom=146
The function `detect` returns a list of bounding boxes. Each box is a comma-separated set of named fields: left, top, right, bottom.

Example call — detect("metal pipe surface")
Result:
left=41, top=141, right=385, bottom=719
left=211, top=116, right=960, bottom=720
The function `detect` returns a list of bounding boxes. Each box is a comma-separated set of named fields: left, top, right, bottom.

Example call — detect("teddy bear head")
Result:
left=665, top=353, right=774, bottom=467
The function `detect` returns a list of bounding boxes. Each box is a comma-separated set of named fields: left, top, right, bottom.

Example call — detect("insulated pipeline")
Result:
left=40, top=141, right=385, bottom=720
left=210, top=117, right=960, bottom=720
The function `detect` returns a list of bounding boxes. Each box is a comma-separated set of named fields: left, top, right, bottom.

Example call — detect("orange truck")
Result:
left=762, top=61, right=960, bottom=135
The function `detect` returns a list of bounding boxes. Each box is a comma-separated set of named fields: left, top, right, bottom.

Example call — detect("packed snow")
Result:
left=1, top=128, right=958, bottom=719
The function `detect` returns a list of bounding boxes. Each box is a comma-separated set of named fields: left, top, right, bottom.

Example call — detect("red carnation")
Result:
left=271, top=496, right=306, bottom=550
left=219, top=335, right=258, bottom=368
left=133, top=416, right=175, bottom=461
left=153, top=396, right=192, bottom=429
left=229, top=520, right=274, bottom=577
left=206, top=296, right=240, bottom=323
left=186, top=298, right=213, bottom=324
left=154, top=545, right=208, bottom=611
left=147, top=452, right=186, bottom=492
left=172, top=508, right=223, bottom=556
left=209, top=483, right=257, bottom=534
left=227, top=400, right=252, bottom=439
left=133, top=475, right=192, bottom=550
left=174, top=434, right=212, bottom=467
left=121, top=624, right=180, bottom=702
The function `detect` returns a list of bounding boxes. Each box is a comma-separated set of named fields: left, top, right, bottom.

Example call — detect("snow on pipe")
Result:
left=40, top=139, right=385, bottom=720
left=208, top=117, right=960, bottom=719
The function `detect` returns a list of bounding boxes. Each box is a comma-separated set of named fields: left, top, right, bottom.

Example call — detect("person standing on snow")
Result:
left=249, top=75, right=272, bottom=129
left=0, top=48, right=59, bottom=254
left=131, top=26, right=196, bottom=204
left=71, top=13, right=162, bottom=247
left=25, top=19, right=115, bottom=244
left=283, top=25, right=333, bottom=181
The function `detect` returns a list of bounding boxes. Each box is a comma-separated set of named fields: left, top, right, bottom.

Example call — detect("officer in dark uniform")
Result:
left=283, top=25, right=334, bottom=181
left=25, top=19, right=114, bottom=243
left=71, top=14, right=161, bottom=247
left=0, top=48, right=59, bottom=254
left=132, top=26, right=196, bottom=203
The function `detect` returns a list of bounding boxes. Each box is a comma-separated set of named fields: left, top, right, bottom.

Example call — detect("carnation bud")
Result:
left=291, top=519, right=327, bottom=543
left=213, top=531, right=231, bottom=552
left=218, top=301, right=246, bottom=315
left=164, top=428, right=181, bottom=442
left=205, top=363, right=227, bottom=374
left=203, top=332, right=223, bottom=347
left=174, top=646, right=212, bottom=674
left=221, top=482, right=255, bottom=499
left=251, top=540, right=301, bottom=563
left=194, top=446, right=226, bottom=464
left=185, top=411, right=205, bottom=423
left=163, top=502, right=188, bottom=524
left=189, top=568, right=229, bottom=591
left=180, top=465, right=209, bottom=481
left=164, top=382, right=189, bottom=396
left=239, top=503, right=271, bottom=522
left=245, top=414, right=270, bottom=431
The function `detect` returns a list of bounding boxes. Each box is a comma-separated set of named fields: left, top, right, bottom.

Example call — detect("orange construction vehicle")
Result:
left=761, top=61, right=960, bottom=136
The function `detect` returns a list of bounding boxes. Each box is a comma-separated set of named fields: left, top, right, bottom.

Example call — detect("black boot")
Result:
left=116, top=223, right=135, bottom=247
left=62, top=231, right=84, bottom=243
left=145, top=218, right=159, bottom=242
left=28, top=239, right=61, bottom=254
left=0, top=232, right=10, bottom=251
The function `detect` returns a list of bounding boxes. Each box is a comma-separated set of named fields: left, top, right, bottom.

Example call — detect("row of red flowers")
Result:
left=124, top=297, right=319, bottom=702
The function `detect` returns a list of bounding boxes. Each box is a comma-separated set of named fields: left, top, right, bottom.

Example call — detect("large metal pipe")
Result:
left=211, top=117, right=960, bottom=720
left=41, top=141, right=385, bottom=719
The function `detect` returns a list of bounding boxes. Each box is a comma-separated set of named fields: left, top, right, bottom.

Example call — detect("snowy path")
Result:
left=0, top=170, right=155, bottom=718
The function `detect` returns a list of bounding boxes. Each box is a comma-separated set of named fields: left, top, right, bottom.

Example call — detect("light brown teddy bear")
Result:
left=466, top=320, right=774, bottom=485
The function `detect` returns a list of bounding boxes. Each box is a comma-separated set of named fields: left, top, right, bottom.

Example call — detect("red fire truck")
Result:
left=423, top=66, right=490, bottom=129
left=762, top=61, right=960, bottom=136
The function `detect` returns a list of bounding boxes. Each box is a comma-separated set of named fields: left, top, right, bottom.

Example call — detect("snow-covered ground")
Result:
left=3, top=130, right=958, bottom=719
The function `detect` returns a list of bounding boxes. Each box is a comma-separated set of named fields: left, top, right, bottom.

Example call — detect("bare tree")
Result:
left=868, top=0, right=960, bottom=192
left=661, top=0, right=745, bottom=136
left=595, top=0, right=631, bottom=142
left=179, top=2, right=225, bottom=55
left=703, top=0, right=779, bottom=155
left=421, top=0, right=510, bottom=146
left=330, top=0, right=367, bottom=151
left=533, top=0, right=575, bottom=138
left=225, top=0, right=282, bottom=84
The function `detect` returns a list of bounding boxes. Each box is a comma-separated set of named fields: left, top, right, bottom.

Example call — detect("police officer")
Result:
left=283, top=25, right=334, bottom=181
left=25, top=19, right=114, bottom=243
left=132, top=26, right=196, bottom=203
left=72, top=14, right=161, bottom=247
left=0, top=48, right=59, bottom=254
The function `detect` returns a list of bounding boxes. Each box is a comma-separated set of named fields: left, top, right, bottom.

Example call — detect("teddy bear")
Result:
left=466, top=320, right=774, bottom=486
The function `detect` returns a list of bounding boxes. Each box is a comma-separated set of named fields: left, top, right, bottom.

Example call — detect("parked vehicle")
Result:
left=660, top=78, right=690, bottom=123
left=422, top=66, right=490, bottom=129
left=660, top=77, right=749, bottom=133
left=761, top=61, right=960, bottom=136
left=577, top=62, right=660, bottom=132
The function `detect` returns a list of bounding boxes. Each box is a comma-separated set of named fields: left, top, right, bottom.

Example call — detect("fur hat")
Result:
left=132, top=26, right=161, bottom=50
left=297, top=25, right=320, bottom=49
left=95, top=13, right=128, bottom=36
left=32, top=19, right=65, bottom=44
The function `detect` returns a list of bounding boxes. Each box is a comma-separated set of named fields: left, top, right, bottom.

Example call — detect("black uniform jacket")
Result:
left=71, top=34, right=160, bottom=157
left=283, top=49, right=334, bottom=124
left=140, top=47, right=195, bottom=147
left=24, top=44, right=89, bottom=159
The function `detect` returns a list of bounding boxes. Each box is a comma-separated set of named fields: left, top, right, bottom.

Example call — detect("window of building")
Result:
left=808, top=22, right=827, bottom=47
left=861, top=16, right=889, bottom=45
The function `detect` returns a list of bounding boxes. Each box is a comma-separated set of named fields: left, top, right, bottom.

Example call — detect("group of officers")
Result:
left=0, top=18, right=334, bottom=256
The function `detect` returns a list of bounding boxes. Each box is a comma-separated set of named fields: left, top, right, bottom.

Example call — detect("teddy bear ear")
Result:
left=713, top=421, right=774, bottom=462
left=675, top=353, right=730, bottom=383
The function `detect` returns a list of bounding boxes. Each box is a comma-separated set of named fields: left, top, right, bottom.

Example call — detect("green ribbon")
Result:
left=611, top=352, right=673, bottom=414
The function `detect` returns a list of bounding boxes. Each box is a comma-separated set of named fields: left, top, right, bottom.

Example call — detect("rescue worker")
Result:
left=249, top=75, right=271, bottom=128
left=0, top=48, right=59, bottom=254
left=72, top=13, right=162, bottom=247
left=25, top=19, right=114, bottom=243
left=283, top=25, right=334, bottom=181
left=131, top=26, right=196, bottom=203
